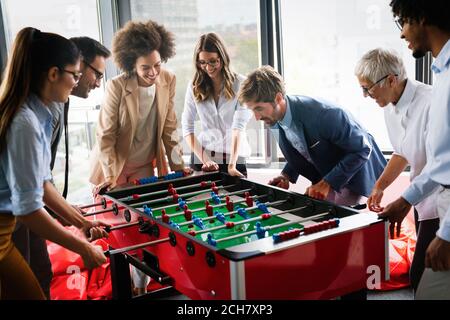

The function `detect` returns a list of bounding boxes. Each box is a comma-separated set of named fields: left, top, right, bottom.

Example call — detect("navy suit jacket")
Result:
left=273, top=95, right=386, bottom=197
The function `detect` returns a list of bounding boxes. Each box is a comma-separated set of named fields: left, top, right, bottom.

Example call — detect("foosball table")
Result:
left=83, top=172, right=389, bottom=300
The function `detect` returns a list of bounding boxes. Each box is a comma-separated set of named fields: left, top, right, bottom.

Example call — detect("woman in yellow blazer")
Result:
left=90, top=20, right=189, bottom=194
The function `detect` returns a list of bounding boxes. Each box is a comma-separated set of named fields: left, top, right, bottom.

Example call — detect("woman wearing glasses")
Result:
left=355, top=48, right=440, bottom=293
left=90, top=20, right=190, bottom=195
left=0, top=27, right=107, bottom=299
left=182, top=33, right=252, bottom=177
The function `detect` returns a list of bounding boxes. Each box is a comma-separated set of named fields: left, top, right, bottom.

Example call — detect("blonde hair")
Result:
left=192, top=33, right=236, bottom=102
left=238, top=65, right=285, bottom=104
left=355, top=48, right=407, bottom=85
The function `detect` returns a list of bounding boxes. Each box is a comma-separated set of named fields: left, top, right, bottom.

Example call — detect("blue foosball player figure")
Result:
left=214, top=211, right=227, bottom=224
left=237, top=208, right=249, bottom=219
left=255, top=222, right=267, bottom=239
left=143, top=205, right=153, bottom=217
left=207, top=233, right=217, bottom=247
left=193, top=216, right=205, bottom=229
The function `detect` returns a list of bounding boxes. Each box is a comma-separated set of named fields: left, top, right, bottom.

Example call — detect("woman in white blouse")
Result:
left=355, top=48, right=440, bottom=293
left=182, top=33, right=252, bottom=177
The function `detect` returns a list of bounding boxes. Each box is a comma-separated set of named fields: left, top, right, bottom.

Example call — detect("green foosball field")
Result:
left=143, top=194, right=304, bottom=250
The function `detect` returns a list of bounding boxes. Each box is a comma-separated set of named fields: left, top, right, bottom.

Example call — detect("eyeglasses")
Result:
left=361, top=74, right=397, bottom=97
left=394, top=16, right=405, bottom=31
left=197, top=58, right=220, bottom=68
left=61, top=69, right=82, bottom=83
left=84, top=61, right=104, bottom=81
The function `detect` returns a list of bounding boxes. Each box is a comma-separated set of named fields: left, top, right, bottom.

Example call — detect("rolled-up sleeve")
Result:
left=231, top=103, right=252, bottom=131
left=5, top=118, right=45, bottom=216
left=402, top=164, right=440, bottom=205
left=181, top=84, right=197, bottom=137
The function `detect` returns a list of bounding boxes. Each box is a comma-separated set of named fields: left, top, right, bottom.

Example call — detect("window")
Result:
left=280, top=0, right=416, bottom=151
left=128, top=0, right=266, bottom=161
left=1, top=0, right=104, bottom=203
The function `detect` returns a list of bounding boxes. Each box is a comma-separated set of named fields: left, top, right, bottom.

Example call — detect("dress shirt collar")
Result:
left=27, top=94, right=53, bottom=124
left=278, top=97, right=292, bottom=129
left=394, top=78, right=416, bottom=114
left=431, top=39, right=450, bottom=74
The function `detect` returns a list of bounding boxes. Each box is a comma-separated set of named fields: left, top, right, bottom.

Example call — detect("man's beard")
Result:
left=413, top=49, right=427, bottom=59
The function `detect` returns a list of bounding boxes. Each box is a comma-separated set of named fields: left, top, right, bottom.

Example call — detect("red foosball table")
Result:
left=85, top=172, right=389, bottom=300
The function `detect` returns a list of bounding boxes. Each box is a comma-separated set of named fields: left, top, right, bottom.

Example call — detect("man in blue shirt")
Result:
left=381, top=0, right=450, bottom=299
left=238, top=66, right=386, bottom=206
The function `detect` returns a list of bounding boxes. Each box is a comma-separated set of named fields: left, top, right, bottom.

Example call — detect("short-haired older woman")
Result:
left=90, top=20, right=190, bottom=194
left=355, top=48, right=440, bottom=293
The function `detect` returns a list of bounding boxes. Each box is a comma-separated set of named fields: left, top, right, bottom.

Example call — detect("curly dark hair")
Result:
left=112, top=20, right=176, bottom=75
left=390, top=0, right=450, bottom=32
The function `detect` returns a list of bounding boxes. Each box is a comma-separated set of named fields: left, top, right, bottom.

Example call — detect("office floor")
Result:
left=156, top=287, right=414, bottom=300
left=368, top=287, right=414, bottom=300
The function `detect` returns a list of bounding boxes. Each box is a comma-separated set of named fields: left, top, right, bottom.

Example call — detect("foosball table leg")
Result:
left=109, top=252, right=133, bottom=300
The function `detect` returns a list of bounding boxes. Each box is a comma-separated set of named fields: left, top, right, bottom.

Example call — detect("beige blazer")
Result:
left=89, top=69, right=185, bottom=185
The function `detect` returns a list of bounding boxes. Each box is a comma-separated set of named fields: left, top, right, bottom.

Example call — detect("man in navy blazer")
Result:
left=238, top=66, right=386, bottom=205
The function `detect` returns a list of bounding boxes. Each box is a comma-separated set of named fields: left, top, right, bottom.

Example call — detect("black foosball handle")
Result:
left=97, top=185, right=110, bottom=196
left=351, top=203, right=367, bottom=210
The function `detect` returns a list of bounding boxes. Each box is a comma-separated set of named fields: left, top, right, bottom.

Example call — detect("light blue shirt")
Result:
left=0, top=95, right=53, bottom=216
left=403, top=39, right=450, bottom=241
left=272, top=98, right=314, bottom=164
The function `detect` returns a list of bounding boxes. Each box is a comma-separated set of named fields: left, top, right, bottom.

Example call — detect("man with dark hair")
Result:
left=70, top=37, right=111, bottom=99
left=12, top=37, right=111, bottom=299
left=48, top=37, right=111, bottom=178
left=380, top=0, right=450, bottom=299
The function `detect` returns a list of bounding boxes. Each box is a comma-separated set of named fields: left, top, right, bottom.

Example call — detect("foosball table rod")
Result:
left=189, top=194, right=267, bottom=215
left=189, top=203, right=312, bottom=235
left=78, top=197, right=110, bottom=210
left=177, top=199, right=289, bottom=227
left=163, top=194, right=267, bottom=220
left=117, top=179, right=223, bottom=202
left=138, top=187, right=253, bottom=212
left=130, top=183, right=238, bottom=208
left=104, top=237, right=170, bottom=256
left=83, top=203, right=122, bottom=217
left=215, top=211, right=331, bottom=244
left=105, top=220, right=141, bottom=232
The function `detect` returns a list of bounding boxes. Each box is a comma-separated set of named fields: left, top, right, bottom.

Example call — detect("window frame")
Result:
left=0, top=2, right=8, bottom=77
left=0, top=0, right=433, bottom=166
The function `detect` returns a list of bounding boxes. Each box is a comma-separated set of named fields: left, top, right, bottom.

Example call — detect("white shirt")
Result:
left=181, top=74, right=252, bottom=157
left=403, top=39, right=450, bottom=241
left=126, top=85, right=157, bottom=167
left=384, top=79, right=438, bottom=221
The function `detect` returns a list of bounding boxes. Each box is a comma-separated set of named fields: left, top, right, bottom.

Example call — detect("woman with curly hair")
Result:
left=90, top=20, right=191, bottom=194
left=181, top=33, right=252, bottom=177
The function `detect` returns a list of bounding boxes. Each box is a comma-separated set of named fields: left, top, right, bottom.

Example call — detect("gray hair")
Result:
left=355, top=48, right=407, bottom=86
